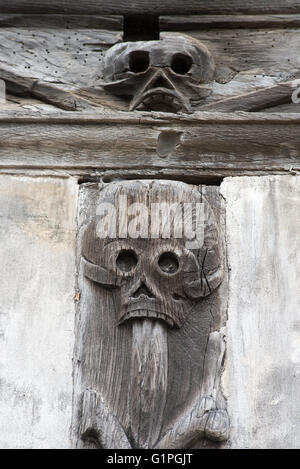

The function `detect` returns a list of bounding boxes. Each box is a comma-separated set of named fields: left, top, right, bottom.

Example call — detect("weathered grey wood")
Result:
left=0, top=27, right=120, bottom=94
left=160, top=15, right=300, bottom=30
left=188, top=29, right=300, bottom=77
left=80, top=390, right=132, bottom=449
left=0, top=68, right=92, bottom=111
left=73, top=180, right=228, bottom=449
left=0, top=14, right=123, bottom=29
left=2, top=14, right=300, bottom=31
left=156, top=331, right=229, bottom=449
left=200, top=81, right=299, bottom=112
left=262, top=102, right=300, bottom=113
left=0, top=112, right=299, bottom=177
left=0, top=25, right=298, bottom=110
left=129, top=320, right=168, bottom=448
left=1, top=1, right=300, bottom=15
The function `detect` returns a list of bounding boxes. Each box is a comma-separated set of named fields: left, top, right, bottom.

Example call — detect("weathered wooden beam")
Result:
left=0, top=111, right=299, bottom=178
left=160, top=15, right=300, bottom=31
left=0, top=14, right=123, bottom=29
left=1, top=13, right=299, bottom=31
left=1, top=1, right=300, bottom=16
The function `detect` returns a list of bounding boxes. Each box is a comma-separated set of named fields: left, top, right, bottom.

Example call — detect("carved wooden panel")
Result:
left=72, top=180, right=229, bottom=449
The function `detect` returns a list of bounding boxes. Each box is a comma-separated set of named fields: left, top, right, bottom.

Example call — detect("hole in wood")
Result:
left=158, top=252, right=179, bottom=274
left=171, top=53, right=193, bottom=75
left=157, top=131, right=182, bottom=158
left=116, top=250, right=138, bottom=272
left=129, top=51, right=150, bottom=73
left=123, top=15, right=159, bottom=41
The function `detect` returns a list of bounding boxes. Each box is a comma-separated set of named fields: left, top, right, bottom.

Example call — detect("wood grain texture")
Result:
left=187, top=29, right=300, bottom=76
left=1, top=1, right=300, bottom=15
left=0, top=14, right=123, bottom=29
left=160, top=15, right=300, bottom=30
left=0, top=111, right=299, bottom=177
left=200, top=81, right=299, bottom=112
left=72, top=180, right=228, bottom=449
left=129, top=321, right=168, bottom=448
left=156, top=332, right=229, bottom=448
left=2, top=14, right=300, bottom=31
left=80, top=390, right=132, bottom=449
left=0, top=67, right=92, bottom=111
left=0, top=24, right=299, bottom=110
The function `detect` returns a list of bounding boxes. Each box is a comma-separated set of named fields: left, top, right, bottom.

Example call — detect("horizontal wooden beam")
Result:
left=0, top=111, right=299, bottom=179
left=1, top=14, right=299, bottom=30
left=1, top=1, right=300, bottom=16
left=0, top=14, right=123, bottom=29
left=160, top=15, right=300, bottom=30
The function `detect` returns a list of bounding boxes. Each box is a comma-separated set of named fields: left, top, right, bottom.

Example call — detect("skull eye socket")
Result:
left=129, top=50, right=150, bottom=73
left=116, top=250, right=138, bottom=272
left=158, top=252, right=179, bottom=274
left=171, top=53, right=193, bottom=75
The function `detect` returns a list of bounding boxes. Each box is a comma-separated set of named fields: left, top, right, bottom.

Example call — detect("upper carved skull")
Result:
left=82, top=181, right=223, bottom=328
left=102, top=35, right=215, bottom=113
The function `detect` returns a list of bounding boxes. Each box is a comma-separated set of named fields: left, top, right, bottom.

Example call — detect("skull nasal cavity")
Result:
left=151, top=75, right=173, bottom=90
left=171, top=53, right=193, bottom=75
left=129, top=51, right=150, bottom=73
left=133, top=283, right=154, bottom=298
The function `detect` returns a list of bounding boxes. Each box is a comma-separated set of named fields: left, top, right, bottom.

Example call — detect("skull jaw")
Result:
left=129, top=87, right=191, bottom=113
left=103, top=69, right=212, bottom=114
left=119, top=309, right=176, bottom=328
left=119, top=295, right=191, bottom=329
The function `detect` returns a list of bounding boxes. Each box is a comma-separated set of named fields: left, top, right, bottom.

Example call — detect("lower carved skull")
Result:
left=82, top=180, right=223, bottom=328
left=102, top=35, right=215, bottom=113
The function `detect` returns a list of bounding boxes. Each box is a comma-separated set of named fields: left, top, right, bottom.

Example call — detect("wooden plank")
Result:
left=0, top=13, right=299, bottom=30
left=0, top=14, right=123, bottom=29
left=0, top=111, right=299, bottom=177
left=0, top=28, right=120, bottom=93
left=4, top=13, right=300, bottom=31
left=161, top=15, right=300, bottom=31
left=73, top=180, right=228, bottom=448
left=188, top=29, right=300, bottom=76
left=1, top=1, right=300, bottom=15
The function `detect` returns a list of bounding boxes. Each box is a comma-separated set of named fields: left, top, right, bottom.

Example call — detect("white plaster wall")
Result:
left=0, top=176, right=77, bottom=449
left=222, top=175, right=300, bottom=449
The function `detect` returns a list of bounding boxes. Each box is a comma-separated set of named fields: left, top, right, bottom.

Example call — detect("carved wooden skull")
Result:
left=102, top=35, right=215, bottom=113
left=82, top=180, right=223, bottom=328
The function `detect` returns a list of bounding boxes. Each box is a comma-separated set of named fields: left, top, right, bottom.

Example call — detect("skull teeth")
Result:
left=135, top=93, right=181, bottom=112
left=119, top=310, right=175, bottom=328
